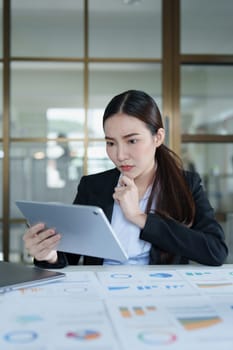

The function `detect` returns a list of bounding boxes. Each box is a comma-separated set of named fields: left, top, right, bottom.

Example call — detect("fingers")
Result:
left=113, top=185, right=128, bottom=202
left=114, top=175, right=134, bottom=200
left=29, top=233, right=60, bottom=257
left=23, top=223, right=45, bottom=240
left=118, top=175, right=133, bottom=187
left=23, top=223, right=61, bottom=262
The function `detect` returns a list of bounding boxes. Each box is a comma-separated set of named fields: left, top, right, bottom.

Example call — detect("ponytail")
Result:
left=147, top=144, right=195, bottom=226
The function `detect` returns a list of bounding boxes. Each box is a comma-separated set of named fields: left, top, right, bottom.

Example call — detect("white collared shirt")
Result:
left=103, top=184, right=153, bottom=265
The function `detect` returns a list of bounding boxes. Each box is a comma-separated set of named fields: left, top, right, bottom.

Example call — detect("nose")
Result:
left=116, top=144, right=128, bottom=162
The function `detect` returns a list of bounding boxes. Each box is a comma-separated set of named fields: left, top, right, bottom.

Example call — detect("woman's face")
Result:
left=104, top=113, right=164, bottom=181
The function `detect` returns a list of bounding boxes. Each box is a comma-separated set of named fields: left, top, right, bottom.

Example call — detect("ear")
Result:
left=154, top=128, right=165, bottom=147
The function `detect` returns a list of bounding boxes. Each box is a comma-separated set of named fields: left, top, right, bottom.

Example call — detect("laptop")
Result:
left=15, top=200, right=129, bottom=262
left=0, top=261, right=65, bottom=293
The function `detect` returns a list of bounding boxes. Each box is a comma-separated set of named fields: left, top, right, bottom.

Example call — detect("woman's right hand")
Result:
left=23, top=223, right=61, bottom=264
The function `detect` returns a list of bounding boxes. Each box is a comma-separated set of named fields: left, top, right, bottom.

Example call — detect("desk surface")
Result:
left=1, top=264, right=233, bottom=349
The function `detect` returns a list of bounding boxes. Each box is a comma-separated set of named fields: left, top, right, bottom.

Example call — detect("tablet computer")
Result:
left=15, top=200, right=128, bottom=262
left=0, top=261, right=65, bottom=293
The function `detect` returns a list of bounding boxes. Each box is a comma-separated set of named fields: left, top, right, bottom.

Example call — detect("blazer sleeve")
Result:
left=140, top=172, right=228, bottom=266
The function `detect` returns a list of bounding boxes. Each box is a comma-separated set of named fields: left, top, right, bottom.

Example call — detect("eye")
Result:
left=128, top=139, right=137, bottom=144
left=106, top=141, right=114, bottom=147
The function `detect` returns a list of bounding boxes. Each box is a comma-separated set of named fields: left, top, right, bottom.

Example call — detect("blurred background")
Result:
left=0, top=0, right=232, bottom=263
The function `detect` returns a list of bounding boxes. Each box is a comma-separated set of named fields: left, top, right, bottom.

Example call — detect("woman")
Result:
left=23, top=90, right=228, bottom=267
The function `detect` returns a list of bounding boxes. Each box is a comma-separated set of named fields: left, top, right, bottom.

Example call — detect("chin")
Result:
left=127, top=172, right=138, bottom=180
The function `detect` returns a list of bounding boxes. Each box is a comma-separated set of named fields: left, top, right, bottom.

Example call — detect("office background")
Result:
left=0, top=0, right=232, bottom=263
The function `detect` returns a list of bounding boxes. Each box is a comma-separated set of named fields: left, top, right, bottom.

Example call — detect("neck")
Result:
left=135, top=168, right=156, bottom=199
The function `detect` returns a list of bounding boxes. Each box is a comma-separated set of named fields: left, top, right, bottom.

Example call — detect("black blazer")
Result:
left=36, top=168, right=228, bottom=268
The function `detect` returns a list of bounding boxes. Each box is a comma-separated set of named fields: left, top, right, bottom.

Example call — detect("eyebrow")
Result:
left=105, top=133, right=140, bottom=140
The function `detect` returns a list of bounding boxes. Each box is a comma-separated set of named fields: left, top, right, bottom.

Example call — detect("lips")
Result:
left=120, top=165, right=134, bottom=172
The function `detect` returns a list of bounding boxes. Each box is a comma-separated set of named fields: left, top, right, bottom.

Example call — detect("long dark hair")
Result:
left=103, top=90, right=195, bottom=229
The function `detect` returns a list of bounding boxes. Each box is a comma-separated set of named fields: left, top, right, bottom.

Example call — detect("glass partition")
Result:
left=0, top=63, right=2, bottom=137
left=0, top=143, right=2, bottom=260
left=89, top=0, right=161, bottom=58
left=181, top=143, right=233, bottom=213
left=0, top=0, right=2, bottom=58
left=10, top=223, right=27, bottom=263
left=10, top=62, right=84, bottom=137
left=0, top=143, right=2, bottom=217
left=11, top=0, right=84, bottom=58
left=0, top=224, right=2, bottom=261
left=181, top=0, right=233, bottom=54
left=181, top=65, right=233, bottom=134
left=10, top=142, right=84, bottom=218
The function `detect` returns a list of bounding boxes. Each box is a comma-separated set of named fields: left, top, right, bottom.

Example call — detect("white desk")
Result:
left=1, top=264, right=233, bottom=349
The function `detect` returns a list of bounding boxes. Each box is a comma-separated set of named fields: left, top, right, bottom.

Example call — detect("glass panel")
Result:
left=0, top=143, right=2, bottom=217
left=181, top=0, right=233, bottom=54
left=88, top=142, right=113, bottom=175
left=181, top=143, right=233, bottom=213
left=11, top=62, right=84, bottom=137
left=181, top=65, right=233, bottom=134
left=11, top=0, right=84, bottom=58
left=0, top=1, right=2, bottom=58
left=88, top=63, right=162, bottom=137
left=10, top=142, right=84, bottom=217
left=0, top=143, right=2, bottom=260
left=0, top=63, right=3, bottom=137
left=10, top=224, right=26, bottom=263
left=89, top=0, right=161, bottom=58
left=0, top=223, right=2, bottom=261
